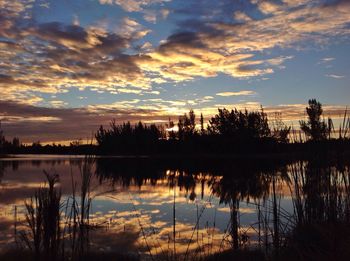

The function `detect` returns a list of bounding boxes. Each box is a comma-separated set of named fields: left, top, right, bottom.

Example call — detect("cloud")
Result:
left=0, top=100, right=160, bottom=142
left=160, top=8, right=170, bottom=19
left=0, top=0, right=32, bottom=39
left=318, top=57, right=335, bottom=68
left=139, top=41, right=153, bottom=51
left=267, top=56, right=294, bottom=66
left=134, top=0, right=350, bottom=83
left=135, top=32, right=279, bottom=82
left=118, top=17, right=151, bottom=39
left=233, top=11, right=252, bottom=22
left=321, top=57, right=335, bottom=63
left=143, top=8, right=170, bottom=23
left=143, top=10, right=157, bottom=23
left=50, top=100, right=68, bottom=108
left=257, top=1, right=282, bottom=15
left=72, top=14, right=80, bottom=26
left=98, top=0, right=171, bottom=12
left=0, top=15, right=153, bottom=102
left=281, top=0, right=314, bottom=8
left=211, top=1, right=350, bottom=52
left=99, top=0, right=114, bottom=4
left=216, top=91, right=256, bottom=97
left=325, top=74, right=345, bottom=79
left=1, top=0, right=350, bottom=120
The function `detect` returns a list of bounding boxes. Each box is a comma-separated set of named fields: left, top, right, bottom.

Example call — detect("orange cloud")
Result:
left=216, top=91, right=256, bottom=97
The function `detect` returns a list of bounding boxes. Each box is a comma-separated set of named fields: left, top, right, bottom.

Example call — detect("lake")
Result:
left=0, top=154, right=349, bottom=260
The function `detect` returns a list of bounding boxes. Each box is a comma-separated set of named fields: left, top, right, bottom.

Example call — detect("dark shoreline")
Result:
left=2, top=149, right=350, bottom=167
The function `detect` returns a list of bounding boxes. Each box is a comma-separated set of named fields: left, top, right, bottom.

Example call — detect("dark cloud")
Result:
left=173, top=0, right=250, bottom=21
left=33, top=22, right=89, bottom=44
left=0, top=74, right=16, bottom=84
left=30, top=22, right=129, bottom=54
left=158, top=31, right=206, bottom=51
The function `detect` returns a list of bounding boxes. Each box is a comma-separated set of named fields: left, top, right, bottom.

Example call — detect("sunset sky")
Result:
left=0, top=0, right=350, bottom=143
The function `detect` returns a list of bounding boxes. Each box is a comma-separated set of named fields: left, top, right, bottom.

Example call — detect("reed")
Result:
left=17, top=156, right=97, bottom=261
left=19, top=171, right=62, bottom=260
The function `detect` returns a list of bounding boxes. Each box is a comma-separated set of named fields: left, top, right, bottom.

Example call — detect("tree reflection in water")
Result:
left=0, top=155, right=350, bottom=260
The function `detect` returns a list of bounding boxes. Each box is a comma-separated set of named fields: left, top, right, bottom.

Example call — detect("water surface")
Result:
left=0, top=155, right=348, bottom=259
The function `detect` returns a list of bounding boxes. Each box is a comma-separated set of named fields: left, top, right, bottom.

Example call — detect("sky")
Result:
left=0, top=0, right=350, bottom=143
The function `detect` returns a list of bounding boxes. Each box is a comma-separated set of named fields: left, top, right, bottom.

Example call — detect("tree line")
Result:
left=94, top=99, right=350, bottom=154
left=0, top=99, right=349, bottom=155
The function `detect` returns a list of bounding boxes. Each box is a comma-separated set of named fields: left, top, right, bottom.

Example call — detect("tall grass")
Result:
left=17, top=156, right=95, bottom=260
left=338, top=107, right=350, bottom=139
left=65, top=155, right=95, bottom=259
left=19, top=171, right=62, bottom=260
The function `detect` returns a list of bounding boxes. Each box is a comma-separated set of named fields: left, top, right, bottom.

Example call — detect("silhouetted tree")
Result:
left=300, top=99, right=329, bottom=141
left=166, top=118, right=176, bottom=139
left=70, top=139, right=82, bottom=147
left=0, top=121, right=5, bottom=152
left=95, top=120, right=162, bottom=153
left=177, top=116, right=184, bottom=140
left=272, top=112, right=291, bottom=143
left=200, top=113, right=205, bottom=135
left=32, top=141, right=42, bottom=148
left=12, top=137, right=20, bottom=148
left=208, top=107, right=270, bottom=139
left=95, top=125, right=106, bottom=146
left=178, top=109, right=197, bottom=140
